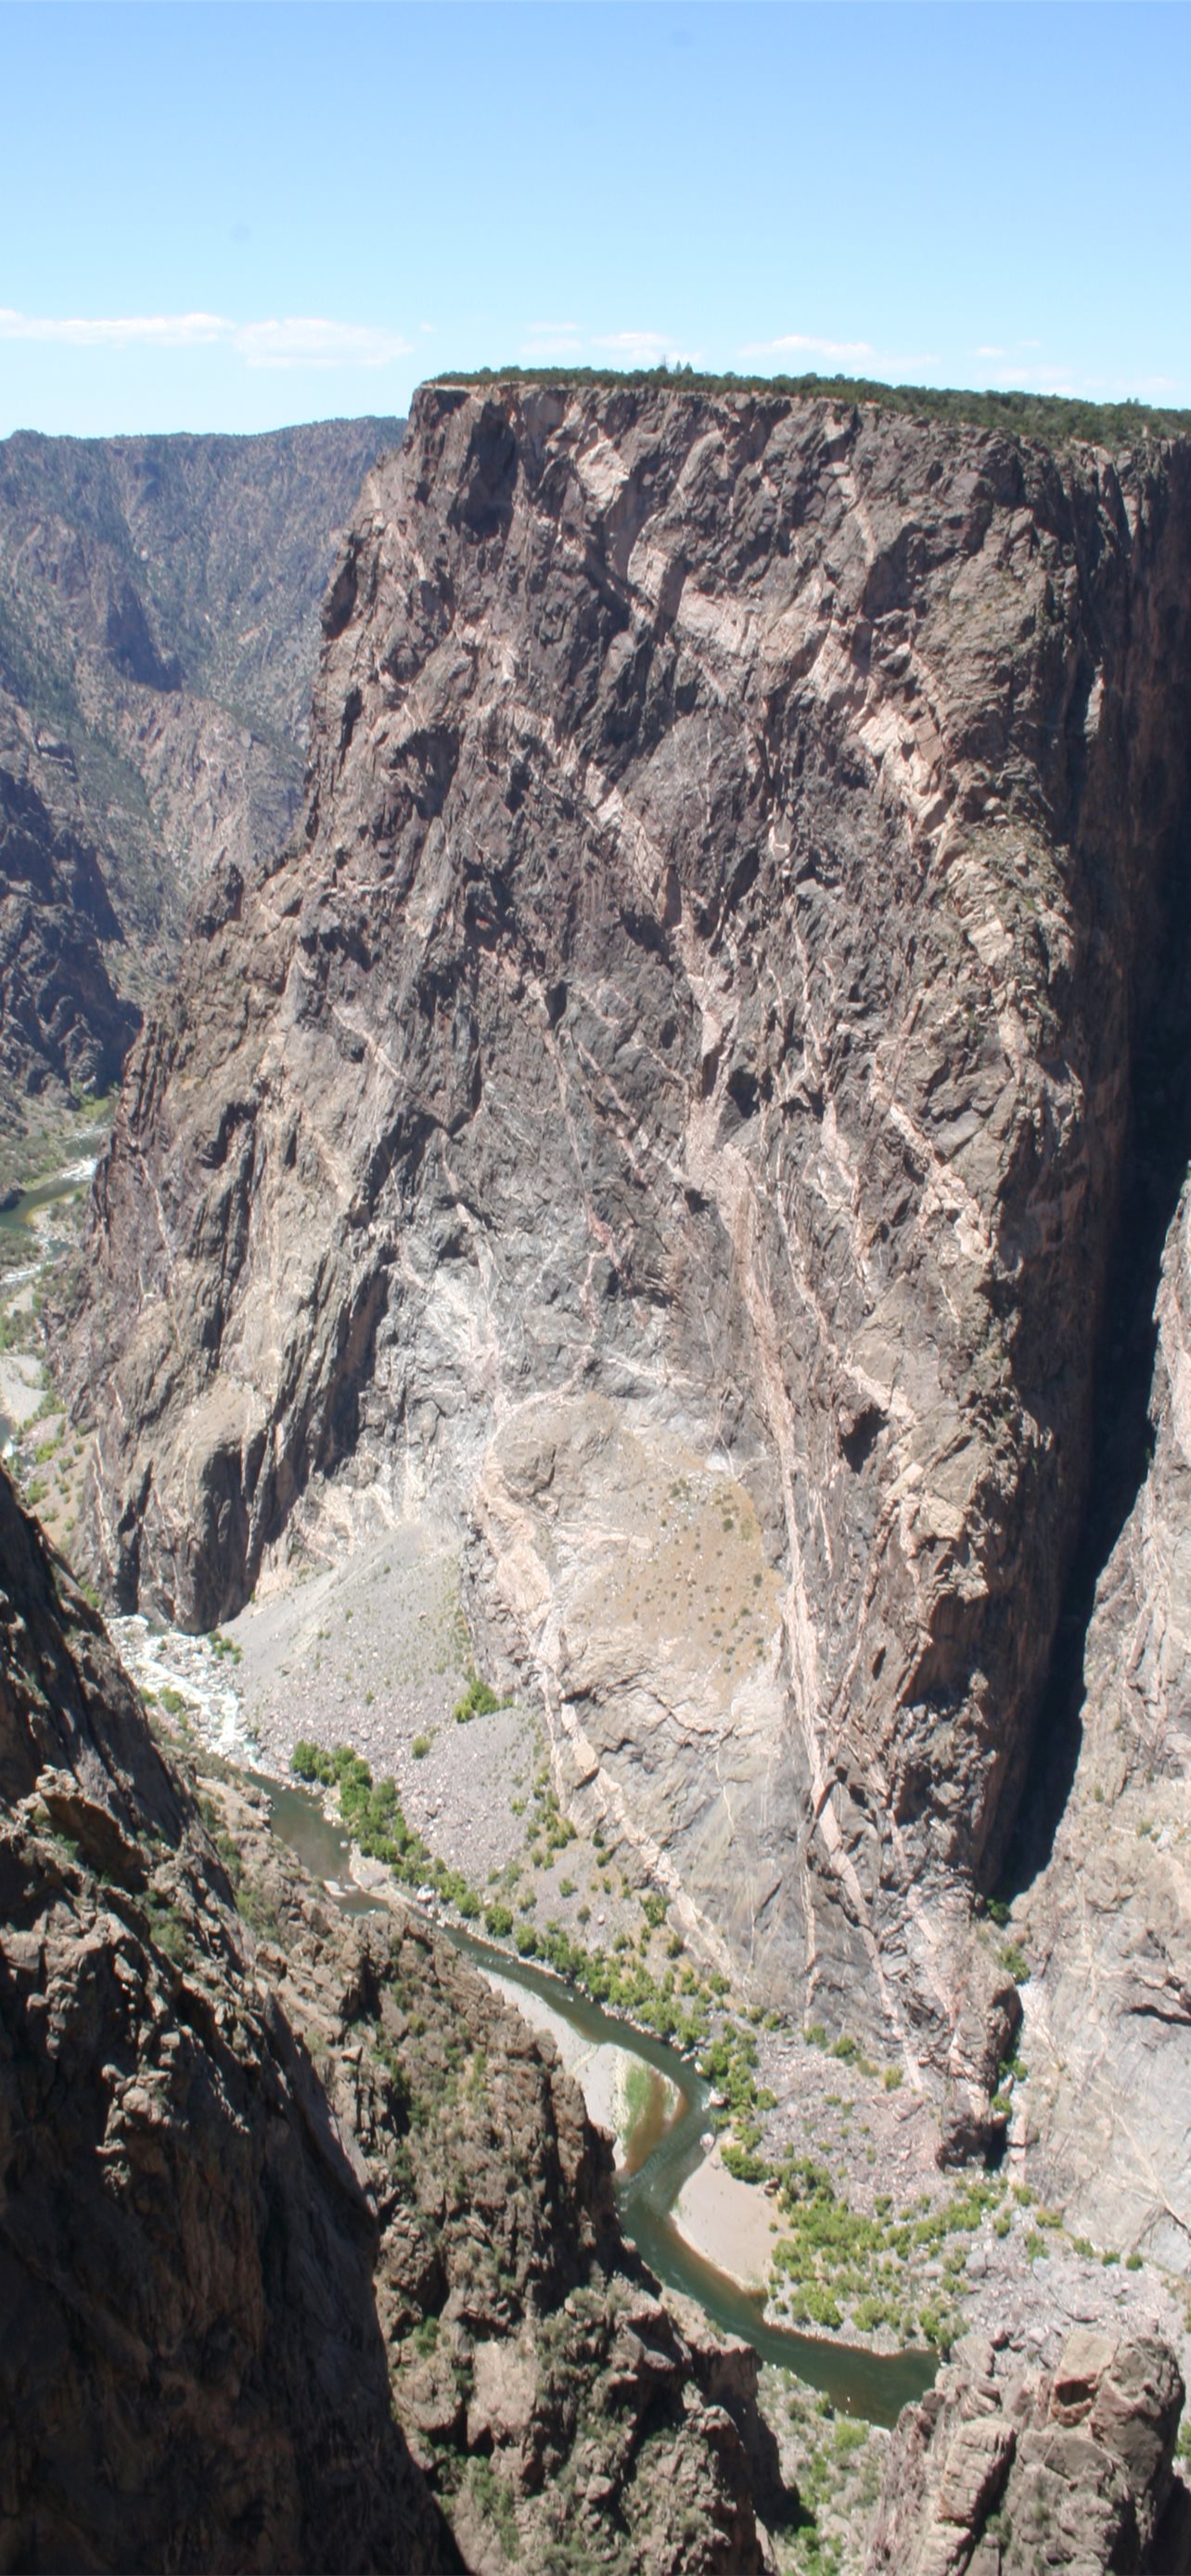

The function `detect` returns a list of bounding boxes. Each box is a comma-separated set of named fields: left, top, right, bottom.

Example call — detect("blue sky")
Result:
left=2, top=0, right=1189, bottom=438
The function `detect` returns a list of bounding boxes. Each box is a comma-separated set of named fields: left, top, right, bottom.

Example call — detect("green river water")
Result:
left=262, top=1774, right=936, bottom=2426
left=0, top=1166, right=95, bottom=1260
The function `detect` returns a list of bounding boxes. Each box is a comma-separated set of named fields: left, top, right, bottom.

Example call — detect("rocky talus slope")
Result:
left=867, top=2325, right=1190, bottom=2573
left=0, top=419, right=402, bottom=1175
left=0, top=1461, right=769, bottom=2572
left=68, top=383, right=1191, bottom=2178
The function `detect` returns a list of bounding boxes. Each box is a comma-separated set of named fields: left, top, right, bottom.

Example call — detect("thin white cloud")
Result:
left=592, top=330, right=672, bottom=361
left=520, top=324, right=585, bottom=360
left=518, top=324, right=704, bottom=370
left=971, top=339, right=1043, bottom=366
left=968, top=355, right=1177, bottom=401
left=592, top=330, right=701, bottom=366
left=234, top=318, right=411, bottom=370
left=0, top=308, right=411, bottom=370
left=0, top=308, right=228, bottom=350
left=737, top=330, right=877, bottom=365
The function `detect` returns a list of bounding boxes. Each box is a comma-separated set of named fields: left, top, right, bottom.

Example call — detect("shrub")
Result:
left=289, top=1741, right=429, bottom=1884
left=412, top=1735, right=431, bottom=1759
left=722, top=2141, right=769, bottom=2184
left=144, top=1896, right=186, bottom=1964
left=1000, top=1941, right=1030, bottom=1983
left=485, top=1902, right=514, bottom=1938
left=454, top=1668, right=502, bottom=1724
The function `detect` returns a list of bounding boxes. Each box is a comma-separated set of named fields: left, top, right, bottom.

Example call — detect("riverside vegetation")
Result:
left=288, top=1734, right=1042, bottom=2360
left=0, top=1458, right=771, bottom=2571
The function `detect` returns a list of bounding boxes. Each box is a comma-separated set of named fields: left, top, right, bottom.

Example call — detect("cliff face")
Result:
left=1020, top=1169, right=1191, bottom=2267
left=69, top=384, right=1191, bottom=2101
left=867, top=2326, right=1190, bottom=2574
left=0, top=418, right=403, bottom=1172
left=0, top=697, right=139, bottom=1111
left=0, top=1460, right=767, bottom=2572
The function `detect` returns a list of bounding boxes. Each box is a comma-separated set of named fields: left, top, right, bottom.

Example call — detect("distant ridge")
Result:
left=0, top=414, right=403, bottom=1179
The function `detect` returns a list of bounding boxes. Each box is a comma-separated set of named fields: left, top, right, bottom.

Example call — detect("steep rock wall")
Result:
left=0, top=1462, right=767, bottom=2570
left=0, top=418, right=403, bottom=1166
left=867, top=2326, right=1189, bottom=2574
left=1020, top=1172, right=1191, bottom=2266
left=68, top=383, right=1191, bottom=2077
left=0, top=693, right=139, bottom=1118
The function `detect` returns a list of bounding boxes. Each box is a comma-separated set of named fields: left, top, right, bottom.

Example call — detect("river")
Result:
left=262, top=1773, right=935, bottom=2427
left=0, top=1158, right=99, bottom=1265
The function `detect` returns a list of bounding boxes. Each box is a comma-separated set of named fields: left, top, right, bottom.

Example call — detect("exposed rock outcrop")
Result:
left=67, top=382, right=1191, bottom=2110
left=0, top=417, right=403, bottom=1169
left=866, top=2326, right=1191, bottom=2573
left=0, top=1460, right=769, bottom=2571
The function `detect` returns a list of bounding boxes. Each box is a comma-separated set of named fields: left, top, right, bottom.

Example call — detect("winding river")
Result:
left=263, top=1774, right=935, bottom=2426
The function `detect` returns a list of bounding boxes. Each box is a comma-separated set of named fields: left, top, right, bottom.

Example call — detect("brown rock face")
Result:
left=68, top=382, right=1191, bottom=2084
left=0, top=1462, right=768, bottom=2571
left=865, top=2327, right=1190, bottom=2574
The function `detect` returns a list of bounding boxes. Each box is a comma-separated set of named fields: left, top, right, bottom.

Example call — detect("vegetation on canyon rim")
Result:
left=437, top=363, right=1191, bottom=450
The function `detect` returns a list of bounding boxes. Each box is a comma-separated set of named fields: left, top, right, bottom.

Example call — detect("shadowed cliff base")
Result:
left=995, top=632, right=1191, bottom=1901
left=1002, top=992, right=1191, bottom=1900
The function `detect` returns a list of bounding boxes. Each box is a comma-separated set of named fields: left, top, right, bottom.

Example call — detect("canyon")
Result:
left=65, top=378, right=1191, bottom=2209
left=3, top=367, right=1191, bottom=2570
left=0, top=415, right=403, bottom=1180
